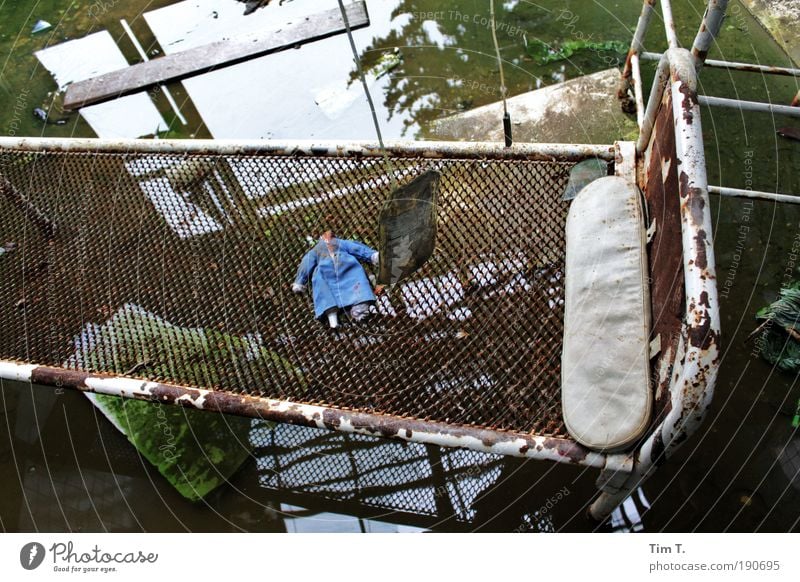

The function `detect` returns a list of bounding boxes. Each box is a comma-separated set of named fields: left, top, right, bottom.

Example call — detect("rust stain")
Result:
left=643, top=87, right=685, bottom=426
left=687, top=190, right=706, bottom=226
left=151, top=384, right=203, bottom=402
left=31, top=366, right=89, bottom=388
left=693, top=229, right=708, bottom=270
left=686, top=289, right=720, bottom=352
left=678, top=170, right=690, bottom=198
left=677, top=83, right=695, bottom=125
left=687, top=312, right=719, bottom=351
left=542, top=437, right=589, bottom=462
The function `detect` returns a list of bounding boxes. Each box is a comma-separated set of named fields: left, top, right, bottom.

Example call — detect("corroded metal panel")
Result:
left=641, top=85, right=684, bottom=426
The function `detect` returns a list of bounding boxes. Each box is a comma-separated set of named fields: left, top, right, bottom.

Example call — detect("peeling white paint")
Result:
left=176, top=392, right=208, bottom=409
left=84, top=375, right=154, bottom=397
left=0, top=361, right=37, bottom=383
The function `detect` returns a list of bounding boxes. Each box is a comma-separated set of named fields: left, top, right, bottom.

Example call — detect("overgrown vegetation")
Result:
left=755, top=281, right=800, bottom=371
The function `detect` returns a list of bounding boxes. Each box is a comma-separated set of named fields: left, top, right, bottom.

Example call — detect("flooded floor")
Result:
left=1, top=0, right=800, bottom=532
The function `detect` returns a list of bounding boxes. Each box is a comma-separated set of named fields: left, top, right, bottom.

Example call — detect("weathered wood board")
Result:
left=63, top=1, right=369, bottom=110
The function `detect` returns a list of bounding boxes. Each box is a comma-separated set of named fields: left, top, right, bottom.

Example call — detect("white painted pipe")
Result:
left=0, top=137, right=616, bottom=161
left=709, top=185, right=800, bottom=204
left=699, top=95, right=800, bottom=118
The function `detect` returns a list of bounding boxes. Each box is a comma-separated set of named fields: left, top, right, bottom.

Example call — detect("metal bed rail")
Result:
left=621, top=0, right=800, bottom=205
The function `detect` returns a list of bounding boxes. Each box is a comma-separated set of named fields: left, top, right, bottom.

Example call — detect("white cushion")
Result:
left=562, top=176, right=652, bottom=452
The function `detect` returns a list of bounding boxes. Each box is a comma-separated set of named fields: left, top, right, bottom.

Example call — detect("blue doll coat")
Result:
left=294, top=238, right=377, bottom=319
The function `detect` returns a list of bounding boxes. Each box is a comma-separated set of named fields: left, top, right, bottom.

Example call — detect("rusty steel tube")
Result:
left=619, top=0, right=657, bottom=100
left=631, top=53, right=646, bottom=128
left=641, top=51, right=800, bottom=77
left=691, top=0, right=729, bottom=65
left=0, top=137, right=615, bottom=162
left=636, top=53, right=671, bottom=153
left=698, top=95, right=800, bottom=119
left=709, top=185, right=800, bottom=204
left=0, top=360, right=615, bottom=469
left=660, top=0, right=680, bottom=49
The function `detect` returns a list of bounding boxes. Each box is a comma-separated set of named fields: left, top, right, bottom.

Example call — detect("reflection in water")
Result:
left=609, top=488, right=651, bottom=534
left=251, top=423, right=504, bottom=523
left=143, top=0, right=410, bottom=139
left=2, top=381, right=572, bottom=532
left=35, top=31, right=168, bottom=138
left=280, top=504, right=426, bottom=533
left=250, top=423, right=574, bottom=532
left=30, top=0, right=626, bottom=140
left=778, top=432, right=800, bottom=492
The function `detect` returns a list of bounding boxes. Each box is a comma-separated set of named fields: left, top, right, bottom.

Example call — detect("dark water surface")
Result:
left=1, top=0, right=799, bottom=532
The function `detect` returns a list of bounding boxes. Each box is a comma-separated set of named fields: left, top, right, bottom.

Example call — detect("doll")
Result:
left=292, top=231, right=379, bottom=328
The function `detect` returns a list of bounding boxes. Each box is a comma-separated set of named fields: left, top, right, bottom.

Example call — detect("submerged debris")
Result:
left=94, top=393, right=259, bottom=502
left=236, top=0, right=292, bottom=15
left=31, top=20, right=52, bottom=34
left=32, top=107, right=67, bottom=126
left=377, top=170, right=440, bottom=286
left=72, top=304, right=291, bottom=501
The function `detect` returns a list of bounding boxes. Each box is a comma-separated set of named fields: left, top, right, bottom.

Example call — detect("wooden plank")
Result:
left=63, top=2, right=369, bottom=110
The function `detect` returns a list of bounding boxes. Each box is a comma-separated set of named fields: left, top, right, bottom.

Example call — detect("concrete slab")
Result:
left=429, top=68, right=637, bottom=145
left=740, top=0, right=800, bottom=66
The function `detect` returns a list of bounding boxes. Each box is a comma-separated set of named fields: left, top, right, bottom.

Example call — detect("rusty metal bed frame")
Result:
left=0, top=1, right=755, bottom=521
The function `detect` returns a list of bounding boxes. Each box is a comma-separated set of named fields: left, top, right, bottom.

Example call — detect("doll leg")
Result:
left=324, top=308, right=339, bottom=328
left=349, top=302, right=371, bottom=322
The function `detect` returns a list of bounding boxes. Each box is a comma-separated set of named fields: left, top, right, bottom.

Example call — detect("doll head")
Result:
left=320, top=230, right=338, bottom=253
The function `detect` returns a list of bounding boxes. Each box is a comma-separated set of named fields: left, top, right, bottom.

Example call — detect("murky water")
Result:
left=1, top=0, right=799, bottom=532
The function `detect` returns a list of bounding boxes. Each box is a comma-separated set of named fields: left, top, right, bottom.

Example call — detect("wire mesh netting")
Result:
left=0, top=148, right=575, bottom=437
